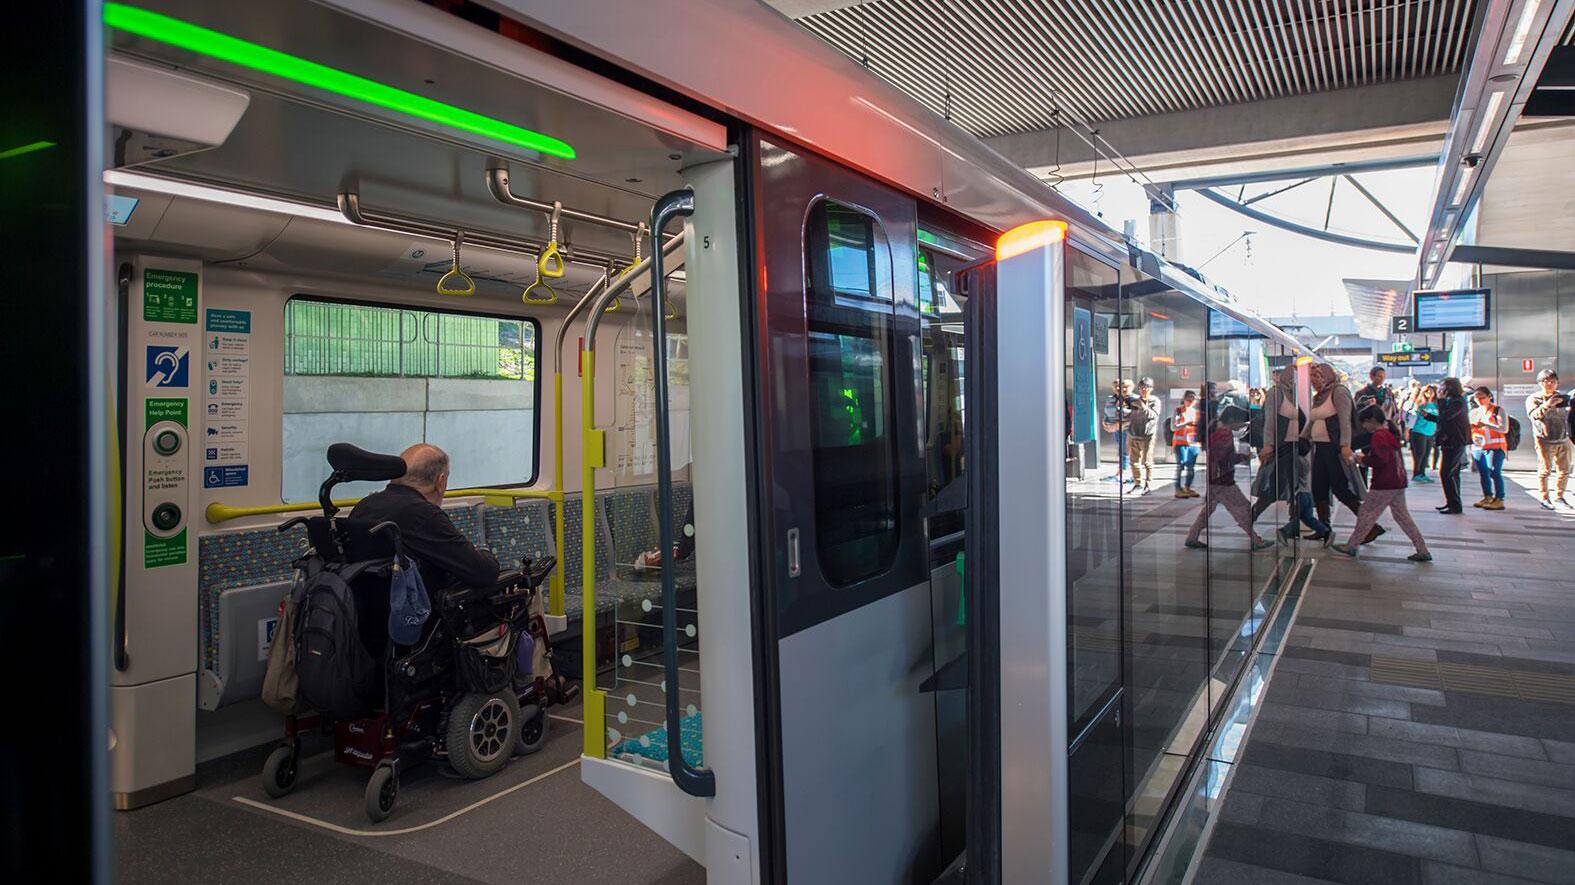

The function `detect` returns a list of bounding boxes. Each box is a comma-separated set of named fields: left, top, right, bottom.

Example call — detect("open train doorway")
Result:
left=103, top=2, right=746, bottom=880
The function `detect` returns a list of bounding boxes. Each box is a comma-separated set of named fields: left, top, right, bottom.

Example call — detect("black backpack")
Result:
left=1506, top=416, right=1522, bottom=452
left=294, top=563, right=381, bottom=721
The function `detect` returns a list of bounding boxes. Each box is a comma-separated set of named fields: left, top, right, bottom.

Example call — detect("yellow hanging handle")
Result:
left=436, top=231, right=476, bottom=297
left=537, top=201, right=566, bottom=280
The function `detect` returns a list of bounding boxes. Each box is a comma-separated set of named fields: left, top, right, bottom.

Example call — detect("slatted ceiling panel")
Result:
left=789, top=0, right=1487, bottom=137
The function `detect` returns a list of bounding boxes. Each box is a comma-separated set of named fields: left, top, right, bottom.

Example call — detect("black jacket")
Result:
left=1435, top=394, right=1471, bottom=447
left=348, top=484, right=499, bottom=590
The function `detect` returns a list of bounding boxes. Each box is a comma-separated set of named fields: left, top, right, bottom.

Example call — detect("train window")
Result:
left=281, top=296, right=539, bottom=502
left=920, top=248, right=968, bottom=554
left=805, top=200, right=900, bottom=587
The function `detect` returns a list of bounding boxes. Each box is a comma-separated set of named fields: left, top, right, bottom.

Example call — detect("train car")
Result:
left=78, top=1, right=1317, bottom=882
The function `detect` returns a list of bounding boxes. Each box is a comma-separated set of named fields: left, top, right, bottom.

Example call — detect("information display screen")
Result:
left=1413, top=288, right=1491, bottom=332
left=1207, top=310, right=1264, bottom=339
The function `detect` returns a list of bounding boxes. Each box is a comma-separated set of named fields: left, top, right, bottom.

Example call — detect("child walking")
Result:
left=1185, top=406, right=1275, bottom=551
left=1332, top=406, right=1432, bottom=562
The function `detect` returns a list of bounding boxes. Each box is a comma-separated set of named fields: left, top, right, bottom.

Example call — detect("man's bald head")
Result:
left=394, top=443, right=450, bottom=502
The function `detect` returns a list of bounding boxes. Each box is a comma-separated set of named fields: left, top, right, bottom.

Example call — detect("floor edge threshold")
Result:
left=1136, top=557, right=1319, bottom=885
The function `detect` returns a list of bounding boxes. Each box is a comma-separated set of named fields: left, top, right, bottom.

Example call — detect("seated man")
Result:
left=349, top=443, right=499, bottom=591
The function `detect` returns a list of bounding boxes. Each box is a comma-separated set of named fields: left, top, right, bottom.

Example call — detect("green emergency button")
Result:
left=153, top=428, right=182, bottom=456
left=150, top=502, right=182, bottom=532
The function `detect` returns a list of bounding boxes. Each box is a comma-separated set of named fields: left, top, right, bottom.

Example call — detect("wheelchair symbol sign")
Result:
left=145, top=345, right=190, bottom=388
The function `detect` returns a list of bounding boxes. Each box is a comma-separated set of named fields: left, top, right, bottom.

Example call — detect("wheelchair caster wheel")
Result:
left=365, top=765, right=397, bottom=822
left=261, top=745, right=298, bottom=798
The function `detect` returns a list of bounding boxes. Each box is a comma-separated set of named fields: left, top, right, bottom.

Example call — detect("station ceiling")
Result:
left=771, top=0, right=1575, bottom=137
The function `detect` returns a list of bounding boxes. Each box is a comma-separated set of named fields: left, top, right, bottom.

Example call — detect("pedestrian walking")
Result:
left=1185, top=406, right=1274, bottom=550
left=1307, top=362, right=1377, bottom=539
left=1331, top=406, right=1432, bottom=562
left=1259, top=368, right=1333, bottom=543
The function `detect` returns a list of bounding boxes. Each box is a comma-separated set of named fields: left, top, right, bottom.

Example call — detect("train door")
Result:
left=751, top=136, right=941, bottom=882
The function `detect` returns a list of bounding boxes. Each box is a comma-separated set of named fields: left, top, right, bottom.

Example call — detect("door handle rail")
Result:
left=648, top=188, right=715, bottom=798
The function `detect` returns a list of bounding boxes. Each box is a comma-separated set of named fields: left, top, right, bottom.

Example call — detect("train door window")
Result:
left=920, top=248, right=968, bottom=552
left=805, top=200, right=900, bottom=587
left=282, top=296, right=539, bottom=502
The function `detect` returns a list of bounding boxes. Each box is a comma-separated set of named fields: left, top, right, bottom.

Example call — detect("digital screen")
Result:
left=105, top=193, right=139, bottom=226
left=1414, top=288, right=1490, bottom=332
left=1207, top=310, right=1264, bottom=339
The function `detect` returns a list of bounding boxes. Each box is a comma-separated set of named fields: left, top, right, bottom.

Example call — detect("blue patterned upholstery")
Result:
left=481, top=499, right=554, bottom=568
left=197, top=528, right=306, bottom=672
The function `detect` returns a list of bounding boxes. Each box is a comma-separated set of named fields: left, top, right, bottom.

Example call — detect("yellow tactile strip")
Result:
left=1369, top=655, right=1575, bottom=705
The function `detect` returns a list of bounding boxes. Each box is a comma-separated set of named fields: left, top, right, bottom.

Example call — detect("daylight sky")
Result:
left=1057, top=165, right=1437, bottom=318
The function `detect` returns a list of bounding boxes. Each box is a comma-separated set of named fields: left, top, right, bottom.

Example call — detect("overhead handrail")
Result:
left=337, top=190, right=626, bottom=270
left=486, top=162, right=681, bottom=242
left=435, top=231, right=476, bottom=296
left=647, top=188, right=713, bottom=798
left=205, top=486, right=561, bottom=525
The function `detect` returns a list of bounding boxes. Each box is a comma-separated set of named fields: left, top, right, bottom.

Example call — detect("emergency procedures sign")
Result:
left=143, top=268, right=198, bottom=324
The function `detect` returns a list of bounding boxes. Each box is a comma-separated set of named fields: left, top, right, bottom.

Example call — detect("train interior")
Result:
left=109, top=1, right=735, bottom=880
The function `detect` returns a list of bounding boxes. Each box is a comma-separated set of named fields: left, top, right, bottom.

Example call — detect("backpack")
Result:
left=295, top=563, right=381, bottom=721
left=1506, top=416, right=1522, bottom=452
left=1162, top=415, right=1175, bottom=447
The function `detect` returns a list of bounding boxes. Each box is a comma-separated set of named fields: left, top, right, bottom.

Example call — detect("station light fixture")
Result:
left=102, top=3, right=577, bottom=160
left=1470, top=92, right=1505, bottom=155
left=1450, top=167, right=1475, bottom=208
left=1503, top=0, right=1545, bottom=66
left=995, top=219, right=1067, bottom=260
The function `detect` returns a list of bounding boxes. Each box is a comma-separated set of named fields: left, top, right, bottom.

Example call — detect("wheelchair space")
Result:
left=115, top=696, right=704, bottom=884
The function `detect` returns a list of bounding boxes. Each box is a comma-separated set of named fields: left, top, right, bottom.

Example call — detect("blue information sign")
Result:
left=1073, top=307, right=1095, bottom=444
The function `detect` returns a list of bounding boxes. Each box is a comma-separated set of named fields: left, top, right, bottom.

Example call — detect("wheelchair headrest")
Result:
left=327, top=443, right=407, bottom=482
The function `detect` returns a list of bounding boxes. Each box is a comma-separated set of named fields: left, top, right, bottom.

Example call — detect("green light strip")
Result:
left=0, top=141, right=56, bottom=161
left=103, top=3, right=575, bottom=160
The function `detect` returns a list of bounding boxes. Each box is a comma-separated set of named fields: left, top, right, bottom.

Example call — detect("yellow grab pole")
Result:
left=580, top=350, right=607, bottom=758
left=550, top=371, right=565, bottom=616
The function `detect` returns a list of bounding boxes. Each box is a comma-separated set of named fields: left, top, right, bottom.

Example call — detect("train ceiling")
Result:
left=772, top=0, right=1575, bottom=136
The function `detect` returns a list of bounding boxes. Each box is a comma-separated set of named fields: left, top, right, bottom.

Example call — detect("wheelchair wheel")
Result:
left=261, top=745, right=298, bottom=798
left=446, top=690, right=520, bottom=779
left=365, top=765, right=397, bottom=823
left=515, top=701, right=549, bottom=757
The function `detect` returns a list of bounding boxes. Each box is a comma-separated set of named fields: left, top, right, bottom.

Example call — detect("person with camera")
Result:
left=1123, top=377, right=1162, bottom=495
left=1101, top=378, right=1133, bottom=481
left=1526, top=368, right=1572, bottom=509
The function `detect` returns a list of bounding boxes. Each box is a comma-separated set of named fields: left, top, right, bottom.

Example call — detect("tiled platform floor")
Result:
left=1194, top=472, right=1575, bottom=885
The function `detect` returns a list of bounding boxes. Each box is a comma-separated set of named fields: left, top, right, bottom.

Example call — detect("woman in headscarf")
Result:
left=1257, top=366, right=1332, bottom=542
left=1306, top=362, right=1384, bottom=542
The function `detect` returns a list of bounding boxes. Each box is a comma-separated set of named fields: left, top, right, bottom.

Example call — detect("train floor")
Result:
left=114, top=695, right=704, bottom=885
left=1193, top=470, right=1575, bottom=885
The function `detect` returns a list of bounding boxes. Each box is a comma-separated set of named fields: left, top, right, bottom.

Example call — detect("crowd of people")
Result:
left=1100, top=363, right=1575, bottom=564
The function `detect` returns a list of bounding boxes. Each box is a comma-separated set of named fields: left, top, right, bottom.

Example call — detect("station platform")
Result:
left=1194, top=472, right=1575, bottom=885
left=114, top=696, right=703, bottom=885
